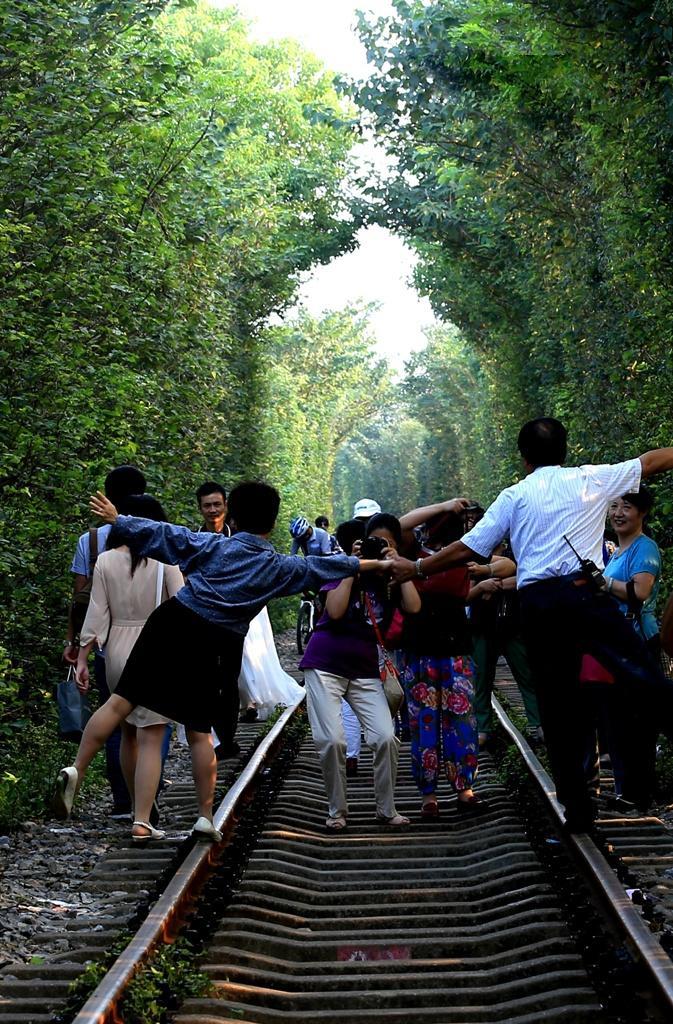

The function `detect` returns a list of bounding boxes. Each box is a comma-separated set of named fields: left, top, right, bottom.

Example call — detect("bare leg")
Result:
left=133, top=724, right=166, bottom=835
left=187, top=729, right=216, bottom=820
left=119, top=721, right=137, bottom=807
left=73, top=696, right=135, bottom=781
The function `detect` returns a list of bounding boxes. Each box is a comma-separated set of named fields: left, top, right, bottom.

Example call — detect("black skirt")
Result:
left=115, top=597, right=245, bottom=733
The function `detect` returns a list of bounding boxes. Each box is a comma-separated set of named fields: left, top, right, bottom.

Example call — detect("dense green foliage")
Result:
left=335, top=323, right=502, bottom=518
left=352, top=0, right=673, bottom=505
left=261, top=306, right=391, bottom=626
left=260, top=307, right=391, bottom=528
left=0, top=0, right=368, bottom=728
left=334, top=411, right=434, bottom=521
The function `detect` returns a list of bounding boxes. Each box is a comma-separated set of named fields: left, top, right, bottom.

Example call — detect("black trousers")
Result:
left=212, top=664, right=240, bottom=751
left=519, top=576, right=673, bottom=825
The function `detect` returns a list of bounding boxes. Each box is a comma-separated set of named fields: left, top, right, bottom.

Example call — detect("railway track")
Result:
left=0, top=716, right=288, bottom=1024
left=3, top=664, right=673, bottom=1023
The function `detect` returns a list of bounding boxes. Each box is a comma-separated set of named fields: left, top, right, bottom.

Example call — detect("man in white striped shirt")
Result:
left=391, top=417, right=673, bottom=831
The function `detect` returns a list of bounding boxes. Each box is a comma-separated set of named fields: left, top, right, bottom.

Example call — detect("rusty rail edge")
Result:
left=72, top=694, right=305, bottom=1024
left=492, top=694, right=673, bottom=1013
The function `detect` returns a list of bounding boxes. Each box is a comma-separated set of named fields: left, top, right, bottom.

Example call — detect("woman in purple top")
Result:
left=300, top=515, right=421, bottom=830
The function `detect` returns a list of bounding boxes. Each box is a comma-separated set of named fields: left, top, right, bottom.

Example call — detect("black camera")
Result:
left=360, top=535, right=389, bottom=560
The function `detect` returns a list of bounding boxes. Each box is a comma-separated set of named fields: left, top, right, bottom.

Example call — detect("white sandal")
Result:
left=192, top=816, right=222, bottom=842
left=52, top=766, right=78, bottom=820
left=132, top=820, right=166, bottom=842
left=376, top=813, right=410, bottom=826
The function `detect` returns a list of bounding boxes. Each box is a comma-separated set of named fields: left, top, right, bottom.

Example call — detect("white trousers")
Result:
left=304, top=669, right=400, bottom=820
left=342, top=699, right=361, bottom=759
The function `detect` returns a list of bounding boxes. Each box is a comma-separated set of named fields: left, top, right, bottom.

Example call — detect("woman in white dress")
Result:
left=75, top=495, right=184, bottom=842
left=237, top=607, right=304, bottom=720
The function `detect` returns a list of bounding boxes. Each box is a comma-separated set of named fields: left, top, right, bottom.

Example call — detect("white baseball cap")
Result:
left=353, top=498, right=382, bottom=519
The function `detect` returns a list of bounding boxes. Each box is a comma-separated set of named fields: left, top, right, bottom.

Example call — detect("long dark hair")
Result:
left=107, top=493, right=168, bottom=575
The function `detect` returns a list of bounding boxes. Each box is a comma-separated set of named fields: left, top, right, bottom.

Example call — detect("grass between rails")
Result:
left=54, top=934, right=211, bottom=1024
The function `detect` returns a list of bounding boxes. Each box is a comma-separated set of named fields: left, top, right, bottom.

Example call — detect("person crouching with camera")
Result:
left=299, top=514, right=420, bottom=830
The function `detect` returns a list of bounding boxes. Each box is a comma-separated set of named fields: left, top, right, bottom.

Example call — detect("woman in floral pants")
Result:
left=396, top=502, right=485, bottom=819
left=398, top=652, right=480, bottom=812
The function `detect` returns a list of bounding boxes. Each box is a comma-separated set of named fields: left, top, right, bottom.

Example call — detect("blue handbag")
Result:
left=57, top=666, right=92, bottom=741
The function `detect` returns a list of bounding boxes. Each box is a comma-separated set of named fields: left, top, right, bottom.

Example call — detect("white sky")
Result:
left=209, top=0, right=436, bottom=368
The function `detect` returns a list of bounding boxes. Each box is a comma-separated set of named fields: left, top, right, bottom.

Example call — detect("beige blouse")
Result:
left=81, top=548, right=184, bottom=728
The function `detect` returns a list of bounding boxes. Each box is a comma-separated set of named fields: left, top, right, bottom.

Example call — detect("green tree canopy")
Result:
left=0, top=0, right=360, bottom=689
left=353, top=0, right=673, bottom=480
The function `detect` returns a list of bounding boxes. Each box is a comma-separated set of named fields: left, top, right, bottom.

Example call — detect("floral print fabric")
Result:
left=397, top=651, right=478, bottom=795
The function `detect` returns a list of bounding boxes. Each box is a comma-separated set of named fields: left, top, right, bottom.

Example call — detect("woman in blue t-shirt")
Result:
left=604, top=487, right=661, bottom=644
left=589, top=485, right=662, bottom=804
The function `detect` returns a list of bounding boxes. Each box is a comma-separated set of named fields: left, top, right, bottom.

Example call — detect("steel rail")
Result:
left=72, top=694, right=305, bottom=1024
left=492, top=694, right=673, bottom=1013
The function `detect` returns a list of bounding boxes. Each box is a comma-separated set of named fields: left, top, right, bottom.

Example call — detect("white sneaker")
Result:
left=192, top=816, right=222, bottom=842
left=52, top=766, right=78, bottom=820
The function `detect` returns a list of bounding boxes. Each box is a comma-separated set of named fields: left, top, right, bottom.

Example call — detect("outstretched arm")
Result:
left=89, top=491, right=206, bottom=567
left=399, top=497, right=470, bottom=532
left=640, top=448, right=673, bottom=478
left=467, top=556, right=516, bottom=580
left=391, top=539, right=477, bottom=582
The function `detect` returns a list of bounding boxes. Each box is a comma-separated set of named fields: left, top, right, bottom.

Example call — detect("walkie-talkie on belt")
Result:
left=563, top=535, right=606, bottom=591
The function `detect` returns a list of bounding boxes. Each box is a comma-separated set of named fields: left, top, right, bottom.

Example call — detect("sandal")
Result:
left=132, top=820, right=166, bottom=842
left=192, top=816, right=223, bottom=842
left=376, top=813, right=410, bottom=826
left=325, top=815, right=347, bottom=830
left=421, top=800, right=440, bottom=820
left=456, top=794, right=488, bottom=816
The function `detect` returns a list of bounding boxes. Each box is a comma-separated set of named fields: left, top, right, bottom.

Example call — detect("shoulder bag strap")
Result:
left=154, top=562, right=165, bottom=608
left=364, top=592, right=399, bottom=678
left=364, top=592, right=386, bottom=648
left=88, top=527, right=98, bottom=577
